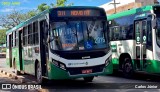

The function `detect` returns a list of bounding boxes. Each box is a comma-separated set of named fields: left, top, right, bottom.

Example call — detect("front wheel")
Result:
left=83, top=76, right=94, bottom=82
left=122, top=57, right=134, bottom=78
left=36, top=63, right=48, bottom=84
left=36, top=63, right=43, bottom=84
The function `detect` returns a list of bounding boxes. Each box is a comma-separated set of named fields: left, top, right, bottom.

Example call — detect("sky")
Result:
left=1, top=0, right=160, bottom=15
left=0, top=0, right=160, bottom=29
left=0, top=0, right=110, bottom=15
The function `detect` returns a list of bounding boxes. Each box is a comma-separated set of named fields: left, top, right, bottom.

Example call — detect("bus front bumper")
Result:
left=47, top=61, right=113, bottom=80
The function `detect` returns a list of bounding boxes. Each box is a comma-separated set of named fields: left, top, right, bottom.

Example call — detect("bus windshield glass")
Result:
left=50, top=21, right=108, bottom=51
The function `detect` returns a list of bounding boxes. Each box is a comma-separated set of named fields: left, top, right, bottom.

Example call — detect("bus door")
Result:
left=134, top=20, right=147, bottom=71
left=9, top=34, right=12, bottom=67
left=18, top=30, right=23, bottom=70
left=40, top=20, right=49, bottom=76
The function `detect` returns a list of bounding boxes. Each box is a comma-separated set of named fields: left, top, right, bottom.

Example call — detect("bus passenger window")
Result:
left=33, top=21, right=39, bottom=45
left=109, top=28, right=113, bottom=41
left=28, top=24, right=33, bottom=45
left=113, top=27, right=120, bottom=40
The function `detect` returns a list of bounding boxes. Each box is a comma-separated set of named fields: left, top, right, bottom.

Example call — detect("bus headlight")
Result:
left=60, top=63, right=66, bottom=70
left=52, top=59, right=66, bottom=70
left=105, top=55, right=112, bottom=66
left=52, top=59, right=59, bottom=66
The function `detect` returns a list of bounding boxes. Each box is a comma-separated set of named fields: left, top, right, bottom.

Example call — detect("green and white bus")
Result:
left=108, top=5, right=160, bottom=77
left=6, top=6, right=112, bottom=83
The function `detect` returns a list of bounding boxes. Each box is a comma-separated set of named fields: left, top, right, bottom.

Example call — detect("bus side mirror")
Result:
left=47, top=36, right=55, bottom=43
left=148, top=14, right=157, bottom=29
left=47, top=36, right=50, bottom=43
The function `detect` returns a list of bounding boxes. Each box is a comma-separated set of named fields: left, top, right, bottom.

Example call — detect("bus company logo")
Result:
left=68, top=63, right=72, bottom=66
left=85, top=62, right=88, bottom=65
left=68, top=62, right=88, bottom=66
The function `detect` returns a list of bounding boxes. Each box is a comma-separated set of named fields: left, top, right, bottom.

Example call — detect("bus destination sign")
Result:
left=57, top=10, right=100, bottom=17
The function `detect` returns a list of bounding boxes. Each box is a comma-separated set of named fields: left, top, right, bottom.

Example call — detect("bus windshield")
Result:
left=50, top=21, right=108, bottom=51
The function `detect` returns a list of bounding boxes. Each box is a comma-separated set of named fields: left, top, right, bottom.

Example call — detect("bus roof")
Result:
left=6, top=6, right=104, bottom=35
left=107, top=5, right=160, bottom=20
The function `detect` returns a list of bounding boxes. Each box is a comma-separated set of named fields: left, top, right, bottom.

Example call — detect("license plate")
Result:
left=82, top=69, right=92, bottom=74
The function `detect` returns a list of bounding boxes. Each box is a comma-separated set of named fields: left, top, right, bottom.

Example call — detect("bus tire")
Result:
left=36, top=62, right=43, bottom=84
left=83, top=76, right=94, bottom=82
left=36, top=62, right=48, bottom=84
left=122, top=57, right=134, bottom=78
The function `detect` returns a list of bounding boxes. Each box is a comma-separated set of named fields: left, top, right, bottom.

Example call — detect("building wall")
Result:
left=99, top=0, right=135, bottom=11
left=106, top=2, right=142, bottom=14
left=100, top=0, right=159, bottom=15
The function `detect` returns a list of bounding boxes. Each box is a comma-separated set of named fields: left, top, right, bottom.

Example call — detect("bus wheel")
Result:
left=122, top=57, right=134, bottom=78
left=36, top=63, right=43, bottom=84
left=83, top=76, right=94, bottom=82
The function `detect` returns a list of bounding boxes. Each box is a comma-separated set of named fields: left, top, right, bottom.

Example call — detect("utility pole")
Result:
left=110, top=0, right=120, bottom=13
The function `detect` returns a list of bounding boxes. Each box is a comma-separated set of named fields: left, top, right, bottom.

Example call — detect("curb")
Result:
left=0, top=69, right=25, bottom=83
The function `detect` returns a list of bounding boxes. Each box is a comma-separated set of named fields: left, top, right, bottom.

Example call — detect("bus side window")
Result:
left=32, top=21, right=39, bottom=45
left=23, top=26, right=28, bottom=46
left=28, top=24, right=33, bottom=46
left=113, top=27, right=120, bottom=40
left=126, top=25, right=133, bottom=39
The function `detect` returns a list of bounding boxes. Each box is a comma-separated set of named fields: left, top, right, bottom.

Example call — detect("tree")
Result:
left=0, top=29, right=6, bottom=45
left=51, top=0, right=73, bottom=7
left=38, top=3, right=50, bottom=12
left=25, top=10, right=38, bottom=19
left=0, top=0, right=74, bottom=29
left=0, top=9, right=38, bottom=29
left=38, top=0, right=73, bottom=12
left=0, top=10, right=23, bottom=29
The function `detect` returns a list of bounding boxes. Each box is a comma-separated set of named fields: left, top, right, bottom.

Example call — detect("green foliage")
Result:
left=38, top=3, right=50, bottom=12
left=38, top=0, right=74, bottom=12
left=0, top=29, right=6, bottom=45
left=51, top=0, right=73, bottom=7
left=25, top=10, right=38, bottom=19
